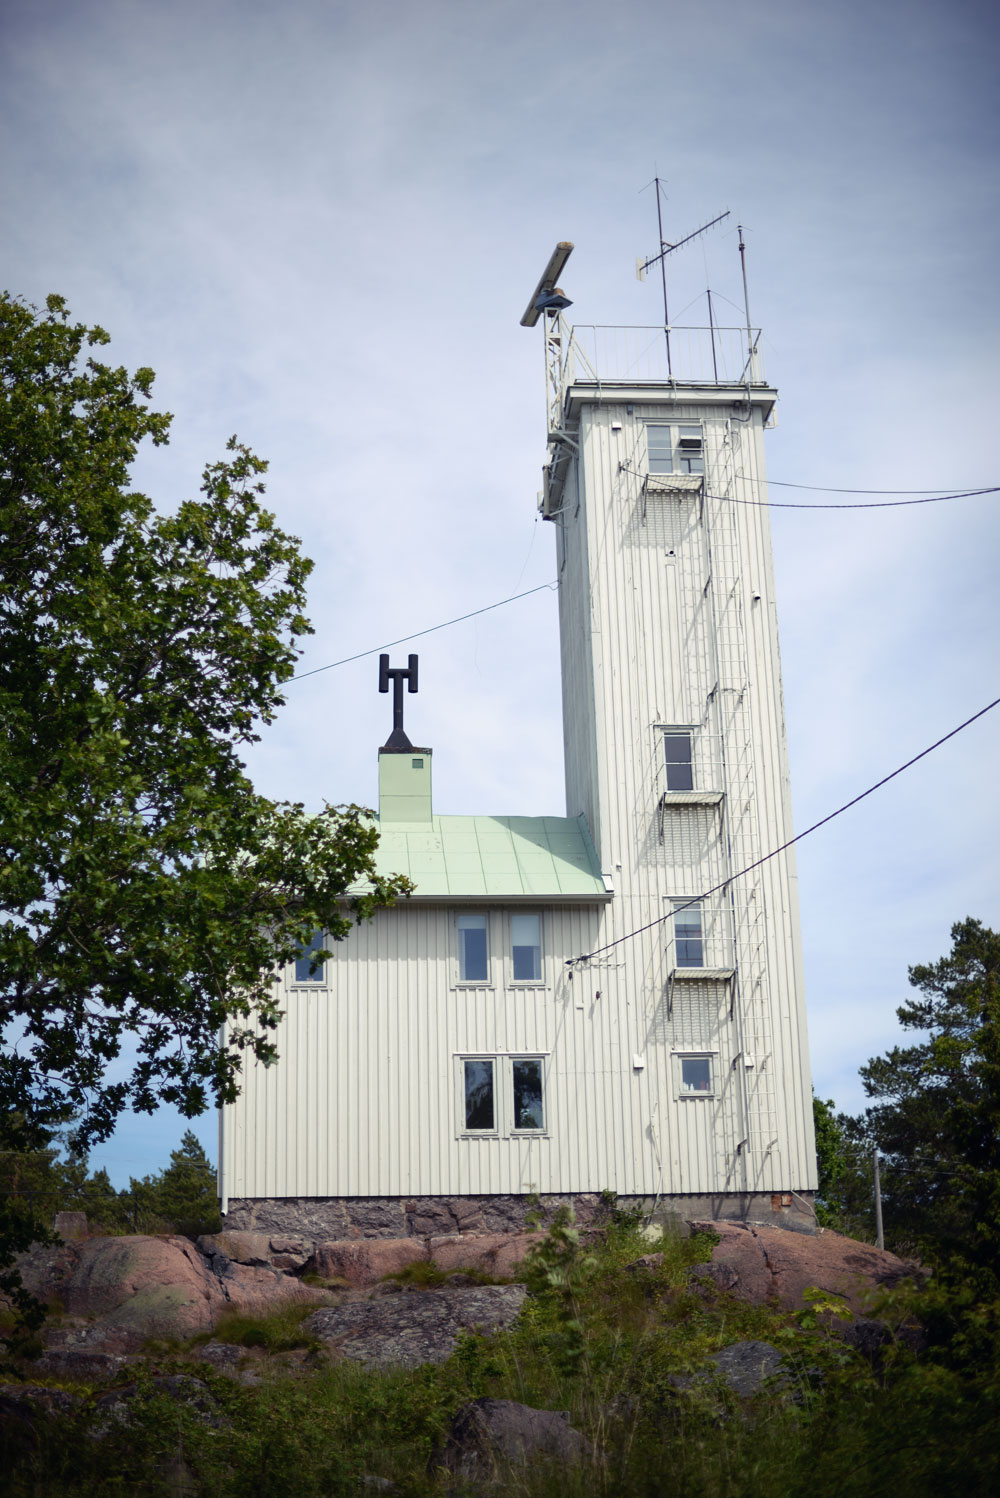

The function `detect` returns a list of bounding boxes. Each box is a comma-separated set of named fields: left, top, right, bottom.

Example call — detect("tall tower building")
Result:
left=219, top=236, right=817, bottom=1235
left=523, top=241, right=816, bottom=1213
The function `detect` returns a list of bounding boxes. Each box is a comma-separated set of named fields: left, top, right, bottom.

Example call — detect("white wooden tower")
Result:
left=218, top=228, right=818, bottom=1236
left=522, top=232, right=816, bottom=1214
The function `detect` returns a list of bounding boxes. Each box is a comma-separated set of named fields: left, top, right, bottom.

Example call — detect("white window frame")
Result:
left=508, top=911, right=545, bottom=987
left=664, top=728, right=696, bottom=792
left=455, top=912, right=492, bottom=987
left=291, top=929, right=328, bottom=987
left=674, top=1051, right=717, bottom=1099
left=458, top=1055, right=499, bottom=1135
left=672, top=898, right=706, bottom=969
left=455, top=1053, right=549, bottom=1138
left=645, top=421, right=705, bottom=476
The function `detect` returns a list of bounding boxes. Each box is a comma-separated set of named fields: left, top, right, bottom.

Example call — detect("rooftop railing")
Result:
left=565, top=324, right=764, bottom=388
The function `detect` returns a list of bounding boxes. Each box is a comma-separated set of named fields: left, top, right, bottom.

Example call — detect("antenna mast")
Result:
left=636, top=184, right=729, bottom=379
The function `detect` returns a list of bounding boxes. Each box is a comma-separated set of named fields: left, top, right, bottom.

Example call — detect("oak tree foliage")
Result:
left=0, top=294, right=408, bottom=1257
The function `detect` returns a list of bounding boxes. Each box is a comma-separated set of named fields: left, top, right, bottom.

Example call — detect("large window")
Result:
left=458, top=914, right=489, bottom=982
left=512, top=1058, right=544, bottom=1130
left=664, top=731, right=694, bottom=791
left=463, top=1058, right=496, bottom=1131
left=673, top=901, right=704, bottom=967
left=511, top=913, right=542, bottom=982
left=458, top=1055, right=547, bottom=1134
left=646, top=423, right=704, bottom=476
left=294, top=930, right=326, bottom=984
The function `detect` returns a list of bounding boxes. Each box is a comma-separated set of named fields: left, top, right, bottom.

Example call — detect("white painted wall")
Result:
left=222, top=378, right=817, bottom=1207
left=555, top=385, right=816, bottom=1199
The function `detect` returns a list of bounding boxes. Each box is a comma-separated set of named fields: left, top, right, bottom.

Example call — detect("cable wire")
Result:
left=290, top=474, right=995, bottom=683
left=769, top=479, right=996, bottom=494
left=712, top=485, right=998, bottom=510
left=566, top=694, right=1000, bottom=969
left=289, top=581, right=558, bottom=682
left=622, top=464, right=998, bottom=509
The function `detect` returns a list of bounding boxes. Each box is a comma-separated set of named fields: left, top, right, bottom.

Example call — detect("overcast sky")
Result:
left=3, top=0, right=998, bottom=1187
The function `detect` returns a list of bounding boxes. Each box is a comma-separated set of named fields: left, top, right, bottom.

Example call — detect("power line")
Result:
left=712, top=485, right=998, bottom=510
left=770, top=479, right=996, bottom=495
left=291, top=473, right=995, bottom=683
left=289, top=581, right=558, bottom=682
left=621, top=464, right=998, bottom=508
left=566, top=694, right=1000, bottom=969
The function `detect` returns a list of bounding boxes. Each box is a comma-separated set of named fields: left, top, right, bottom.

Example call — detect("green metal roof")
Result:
left=364, top=813, right=610, bottom=901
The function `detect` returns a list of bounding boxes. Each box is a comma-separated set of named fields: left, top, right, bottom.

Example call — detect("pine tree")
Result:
left=129, top=1131, right=221, bottom=1236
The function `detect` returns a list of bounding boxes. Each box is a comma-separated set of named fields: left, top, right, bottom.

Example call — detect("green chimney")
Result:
left=378, top=747, right=433, bottom=823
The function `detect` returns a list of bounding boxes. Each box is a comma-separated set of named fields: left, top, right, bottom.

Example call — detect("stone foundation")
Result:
left=222, top=1191, right=817, bottom=1239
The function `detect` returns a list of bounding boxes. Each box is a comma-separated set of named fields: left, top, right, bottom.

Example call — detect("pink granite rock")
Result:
left=59, top=1236, right=224, bottom=1346
left=688, top=1221, right=921, bottom=1314
left=198, top=1231, right=273, bottom=1266
left=308, top=1238, right=428, bottom=1285
left=215, top=1260, right=321, bottom=1314
left=429, top=1233, right=543, bottom=1280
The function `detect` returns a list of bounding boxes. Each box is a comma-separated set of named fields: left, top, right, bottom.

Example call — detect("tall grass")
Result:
left=6, top=1215, right=999, bottom=1496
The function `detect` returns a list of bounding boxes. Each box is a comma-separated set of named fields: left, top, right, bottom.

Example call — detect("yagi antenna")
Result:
left=636, top=179, right=729, bottom=378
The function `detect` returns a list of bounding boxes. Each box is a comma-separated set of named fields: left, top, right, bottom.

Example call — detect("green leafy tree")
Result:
left=853, top=918, right=1000, bottom=1287
left=812, top=1093, right=873, bottom=1236
left=128, top=1130, right=221, bottom=1236
left=0, top=294, right=409, bottom=1304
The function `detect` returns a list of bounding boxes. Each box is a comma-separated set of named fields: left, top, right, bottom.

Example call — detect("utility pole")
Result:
left=873, top=1147, right=884, bottom=1250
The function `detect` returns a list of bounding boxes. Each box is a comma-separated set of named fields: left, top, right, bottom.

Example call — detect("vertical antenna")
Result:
left=737, top=225, right=755, bottom=381
left=637, top=198, right=729, bottom=382
left=654, top=178, right=673, bottom=379
left=706, top=288, right=719, bottom=383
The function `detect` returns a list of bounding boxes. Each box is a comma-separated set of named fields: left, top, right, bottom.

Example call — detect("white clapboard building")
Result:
left=220, top=244, right=818, bottom=1237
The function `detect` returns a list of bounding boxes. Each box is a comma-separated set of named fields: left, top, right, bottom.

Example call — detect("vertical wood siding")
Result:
left=224, top=388, right=816, bottom=1202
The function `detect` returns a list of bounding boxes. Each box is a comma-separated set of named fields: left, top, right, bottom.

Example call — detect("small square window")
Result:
left=294, top=930, right=326, bottom=984
left=511, top=913, right=542, bottom=981
left=512, top=1058, right=545, bottom=1130
left=463, top=1058, right=495, bottom=1131
left=411, top=757, right=424, bottom=768
left=458, top=914, right=489, bottom=982
left=679, top=1055, right=714, bottom=1095
left=665, top=731, right=694, bottom=791
left=674, top=901, right=704, bottom=967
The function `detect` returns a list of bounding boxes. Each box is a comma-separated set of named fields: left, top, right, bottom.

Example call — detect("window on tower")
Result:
left=676, top=425, right=705, bottom=473
left=646, top=423, right=704, bottom=476
left=677, top=1054, right=715, bottom=1096
left=673, top=901, right=705, bottom=967
left=665, top=731, right=694, bottom=791
left=647, top=425, right=673, bottom=473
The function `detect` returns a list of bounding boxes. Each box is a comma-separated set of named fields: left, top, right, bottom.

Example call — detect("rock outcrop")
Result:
left=17, top=1232, right=326, bottom=1362
left=305, top=1285, right=527, bottom=1369
left=688, top=1220, right=921, bottom=1313
left=11, top=1215, right=921, bottom=1377
left=672, top=1340, right=789, bottom=1398
left=432, top=1398, right=592, bottom=1489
